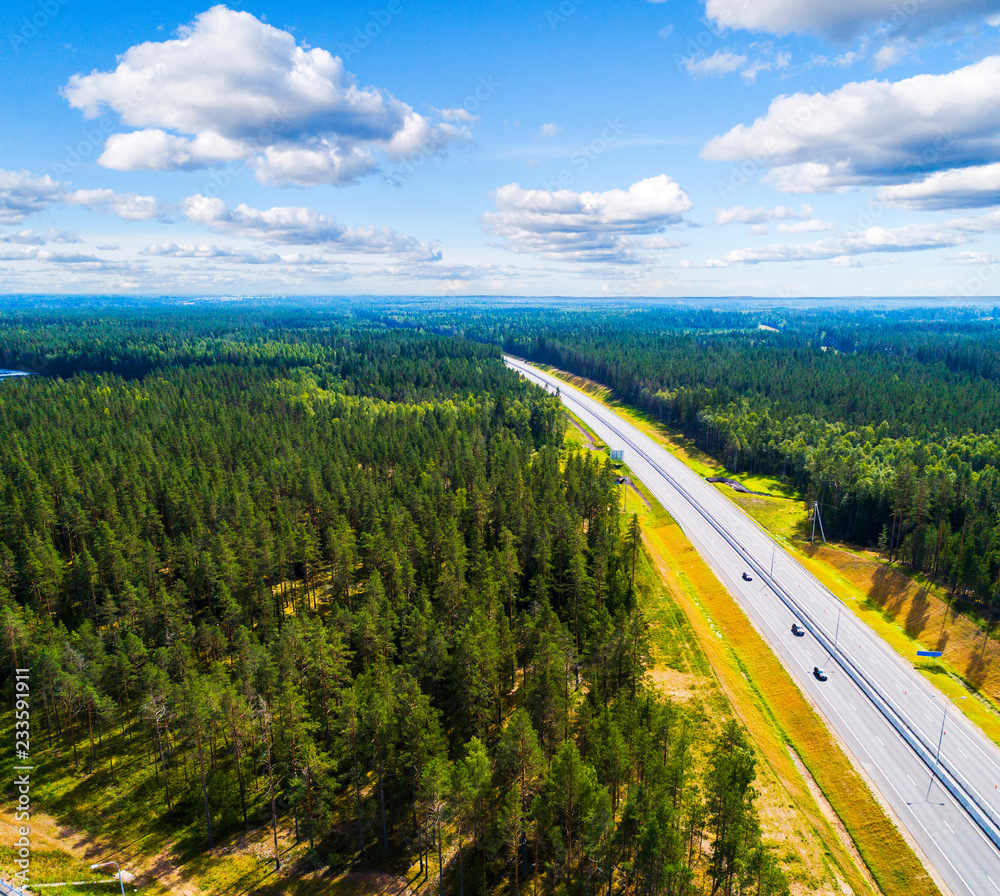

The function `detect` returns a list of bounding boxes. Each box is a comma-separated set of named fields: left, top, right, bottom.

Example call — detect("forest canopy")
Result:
left=0, top=301, right=785, bottom=896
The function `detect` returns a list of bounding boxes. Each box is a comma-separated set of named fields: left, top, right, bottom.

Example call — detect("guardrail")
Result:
left=516, top=359, right=1000, bottom=853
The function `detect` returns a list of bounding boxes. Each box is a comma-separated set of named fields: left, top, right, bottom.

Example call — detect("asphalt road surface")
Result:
left=506, top=355, right=1000, bottom=896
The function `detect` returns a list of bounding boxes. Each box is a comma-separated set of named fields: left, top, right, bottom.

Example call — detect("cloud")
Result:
left=181, top=195, right=441, bottom=260
left=683, top=50, right=747, bottom=77
left=97, top=130, right=249, bottom=172
left=140, top=242, right=335, bottom=265
left=682, top=215, right=1000, bottom=267
left=703, top=57, right=1000, bottom=201
left=682, top=46, right=790, bottom=83
left=64, top=189, right=164, bottom=221
left=481, top=175, right=692, bottom=262
left=704, top=0, right=999, bottom=40
left=0, top=171, right=64, bottom=224
left=948, top=250, right=997, bottom=264
left=878, top=163, right=1000, bottom=209
left=872, top=38, right=911, bottom=71
left=62, top=5, right=470, bottom=186
left=539, top=123, right=562, bottom=138
left=739, top=50, right=790, bottom=83
left=0, top=247, right=103, bottom=263
left=808, top=51, right=860, bottom=68
left=714, top=203, right=813, bottom=225
left=0, top=168, right=166, bottom=223
left=0, top=229, right=82, bottom=245
left=775, top=219, right=834, bottom=233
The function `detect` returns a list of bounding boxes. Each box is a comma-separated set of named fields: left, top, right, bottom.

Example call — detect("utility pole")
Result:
left=812, top=502, right=827, bottom=544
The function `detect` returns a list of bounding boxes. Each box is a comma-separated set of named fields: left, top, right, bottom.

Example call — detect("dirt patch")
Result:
left=647, top=666, right=699, bottom=702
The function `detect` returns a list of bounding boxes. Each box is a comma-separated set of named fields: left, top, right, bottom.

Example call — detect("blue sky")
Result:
left=1, top=0, right=1000, bottom=297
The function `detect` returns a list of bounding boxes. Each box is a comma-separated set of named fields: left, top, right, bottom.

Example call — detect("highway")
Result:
left=506, top=355, right=1000, bottom=896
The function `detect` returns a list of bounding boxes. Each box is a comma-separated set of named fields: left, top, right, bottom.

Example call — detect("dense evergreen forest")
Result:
left=392, top=301, right=1000, bottom=620
left=0, top=303, right=787, bottom=896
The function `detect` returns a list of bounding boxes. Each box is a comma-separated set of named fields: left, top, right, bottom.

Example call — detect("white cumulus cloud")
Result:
left=878, top=163, right=1000, bottom=210
left=481, top=175, right=692, bottom=262
left=0, top=169, right=165, bottom=224
left=61, top=5, right=471, bottom=186
left=703, top=57, right=1000, bottom=205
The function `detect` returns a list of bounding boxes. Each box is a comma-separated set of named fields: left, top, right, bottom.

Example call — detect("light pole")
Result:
left=934, top=696, right=968, bottom=767
left=90, top=861, right=126, bottom=896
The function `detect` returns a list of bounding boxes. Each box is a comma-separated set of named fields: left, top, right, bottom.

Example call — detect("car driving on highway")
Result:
left=813, top=666, right=827, bottom=681
left=742, top=571, right=752, bottom=581
left=791, top=623, right=805, bottom=636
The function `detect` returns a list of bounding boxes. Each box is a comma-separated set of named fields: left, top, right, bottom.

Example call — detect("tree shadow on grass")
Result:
left=905, top=586, right=931, bottom=638
left=867, top=563, right=910, bottom=620
left=965, top=636, right=988, bottom=690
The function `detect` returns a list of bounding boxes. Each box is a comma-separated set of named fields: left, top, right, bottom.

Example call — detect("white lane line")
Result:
left=876, top=736, right=884, bottom=746
left=943, top=817, right=955, bottom=834
left=951, top=726, right=1000, bottom=781
left=821, top=697, right=983, bottom=896
left=989, top=875, right=1000, bottom=893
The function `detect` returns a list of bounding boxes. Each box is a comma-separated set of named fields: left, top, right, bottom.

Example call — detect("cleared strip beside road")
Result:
left=506, top=356, right=1000, bottom=896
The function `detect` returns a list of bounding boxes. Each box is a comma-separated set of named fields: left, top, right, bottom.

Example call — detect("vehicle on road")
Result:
left=813, top=666, right=827, bottom=681
left=742, top=571, right=752, bottom=581
left=791, top=623, right=805, bottom=636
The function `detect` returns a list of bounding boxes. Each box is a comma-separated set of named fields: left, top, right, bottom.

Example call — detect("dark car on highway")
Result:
left=813, top=666, right=827, bottom=681
left=791, top=623, right=805, bottom=636
left=742, top=572, right=752, bottom=581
